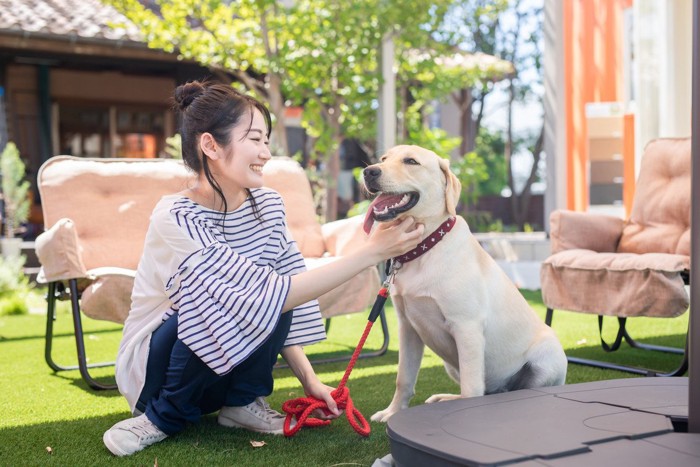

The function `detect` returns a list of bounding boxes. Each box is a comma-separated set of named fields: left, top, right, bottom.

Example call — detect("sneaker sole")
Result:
left=217, top=415, right=285, bottom=435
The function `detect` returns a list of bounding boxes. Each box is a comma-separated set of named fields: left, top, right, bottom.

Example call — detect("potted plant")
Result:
left=0, top=142, right=30, bottom=258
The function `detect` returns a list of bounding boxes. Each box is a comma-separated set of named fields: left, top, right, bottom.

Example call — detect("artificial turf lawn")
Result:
left=0, top=288, right=688, bottom=466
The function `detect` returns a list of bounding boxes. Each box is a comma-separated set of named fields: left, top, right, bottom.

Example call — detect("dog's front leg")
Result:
left=371, top=310, right=424, bottom=423
left=426, top=320, right=486, bottom=403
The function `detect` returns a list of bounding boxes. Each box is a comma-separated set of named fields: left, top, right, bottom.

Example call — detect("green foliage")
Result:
left=0, top=142, right=30, bottom=238
left=105, top=1, right=505, bottom=150
left=0, top=255, right=30, bottom=316
left=401, top=101, right=489, bottom=208
left=0, top=292, right=28, bottom=316
left=347, top=199, right=370, bottom=218
left=451, top=151, right=489, bottom=206
left=402, top=101, right=461, bottom=154
left=164, top=133, right=182, bottom=159
left=473, top=127, right=508, bottom=196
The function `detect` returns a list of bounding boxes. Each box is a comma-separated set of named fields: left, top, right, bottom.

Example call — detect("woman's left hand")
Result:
left=305, top=380, right=342, bottom=420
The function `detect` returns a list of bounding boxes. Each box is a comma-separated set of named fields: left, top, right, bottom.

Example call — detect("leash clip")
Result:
left=383, top=260, right=401, bottom=288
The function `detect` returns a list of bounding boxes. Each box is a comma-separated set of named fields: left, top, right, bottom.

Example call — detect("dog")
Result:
left=362, top=145, right=567, bottom=423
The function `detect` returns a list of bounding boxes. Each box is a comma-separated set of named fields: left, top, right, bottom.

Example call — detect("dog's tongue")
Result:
left=363, top=193, right=405, bottom=234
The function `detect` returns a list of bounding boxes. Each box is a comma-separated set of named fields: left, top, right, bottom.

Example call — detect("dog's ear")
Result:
left=438, top=157, right=462, bottom=216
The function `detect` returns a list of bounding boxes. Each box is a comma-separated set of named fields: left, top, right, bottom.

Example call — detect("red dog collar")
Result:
left=392, top=217, right=456, bottom=266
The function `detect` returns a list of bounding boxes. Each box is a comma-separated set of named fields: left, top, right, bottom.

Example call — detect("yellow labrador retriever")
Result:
left=363, top=145, right=567, bottom=423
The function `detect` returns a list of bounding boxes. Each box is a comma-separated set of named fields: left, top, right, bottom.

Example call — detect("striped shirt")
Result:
left=115, top=189, right=326, bottom=410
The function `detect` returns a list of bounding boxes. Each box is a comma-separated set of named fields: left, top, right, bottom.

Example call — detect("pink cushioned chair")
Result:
left=36, top=156, right=381, bottom=390
left=540, top=138, right=691, bottom=376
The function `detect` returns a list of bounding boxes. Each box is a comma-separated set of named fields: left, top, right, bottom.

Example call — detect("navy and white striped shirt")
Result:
left=130, top=189, right=325, bottom=378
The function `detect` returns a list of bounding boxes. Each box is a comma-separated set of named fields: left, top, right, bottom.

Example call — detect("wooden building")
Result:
left=0, top=0, right=212, bottom=232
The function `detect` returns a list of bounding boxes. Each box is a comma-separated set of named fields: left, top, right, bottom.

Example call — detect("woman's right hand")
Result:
left=284, top=217, right=423, bottom=312
left=363, top=217, right=424, bottom=264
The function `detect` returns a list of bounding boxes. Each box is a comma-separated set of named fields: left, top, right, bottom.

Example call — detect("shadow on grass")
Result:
left=564, top=332, right=687, bottom=376
left=0, top=327, right=121, bottom=343
left=0, top=365, right=459, bottom=467
left=276, top=349, right=400, bottom=372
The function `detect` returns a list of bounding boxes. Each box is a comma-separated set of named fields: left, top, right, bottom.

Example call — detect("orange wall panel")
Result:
left=564, top=0, right=628, bottom=211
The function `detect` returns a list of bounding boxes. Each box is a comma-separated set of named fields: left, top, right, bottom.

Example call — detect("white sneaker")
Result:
left=103, top=414, right=168, bottom=456
left=218, top=397, right=291, bottom=435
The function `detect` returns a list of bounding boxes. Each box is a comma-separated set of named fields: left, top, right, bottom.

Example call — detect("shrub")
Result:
left=0, top=255, right=30, bottom=316
left=0, top=142, right=30, bottom=238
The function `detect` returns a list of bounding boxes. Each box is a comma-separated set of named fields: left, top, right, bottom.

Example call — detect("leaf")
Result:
left=250, top=440, right=267, bottom=448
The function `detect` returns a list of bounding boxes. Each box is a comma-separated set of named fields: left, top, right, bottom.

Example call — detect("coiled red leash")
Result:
left=282, top=280, right=392, bottom=437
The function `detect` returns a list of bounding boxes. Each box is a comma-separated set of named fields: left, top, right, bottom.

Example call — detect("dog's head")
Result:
left=362, top=145, right=461, bottom=233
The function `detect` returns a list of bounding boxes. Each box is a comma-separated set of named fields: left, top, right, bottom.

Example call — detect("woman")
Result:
left=103, top=81, right=424, bottom=457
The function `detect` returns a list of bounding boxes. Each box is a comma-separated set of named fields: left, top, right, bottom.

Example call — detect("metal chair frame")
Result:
left=44, top=280, right=118, bottom=390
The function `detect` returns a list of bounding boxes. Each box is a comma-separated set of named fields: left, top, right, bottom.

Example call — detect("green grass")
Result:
left=0, top=289, right=689, bottom=466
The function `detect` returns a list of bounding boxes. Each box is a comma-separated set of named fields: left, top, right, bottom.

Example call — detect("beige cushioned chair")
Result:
left=36, top=155, right=381, bottom=389
left=540, top=138, right=690, bottom=376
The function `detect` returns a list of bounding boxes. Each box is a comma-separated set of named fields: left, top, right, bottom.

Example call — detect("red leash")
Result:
left=282, top=285, right=391, bottom=437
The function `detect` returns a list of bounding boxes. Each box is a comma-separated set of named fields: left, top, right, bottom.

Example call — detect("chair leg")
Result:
left=45, top=281, right=66, bottom=372
left=44, top=280, right=117, bottom=390
left=598, top=316, right=626, bottom=352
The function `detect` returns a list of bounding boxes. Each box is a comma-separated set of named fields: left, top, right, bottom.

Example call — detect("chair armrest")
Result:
left=35, top=218, right=89, bottom=283
left=80, top=268, right=136, bottom=324
left=321, top=215, right=369, bottom=256
left=549, top=210, right=624, bottom=254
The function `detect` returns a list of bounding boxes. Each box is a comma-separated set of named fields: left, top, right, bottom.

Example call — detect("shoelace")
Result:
left=129, top=419, right=163, bottom=440
left=252, top=398, right=284, bottom=422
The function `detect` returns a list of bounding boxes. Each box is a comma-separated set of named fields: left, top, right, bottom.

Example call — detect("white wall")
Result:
left=634, top=0, right=692, bottom=174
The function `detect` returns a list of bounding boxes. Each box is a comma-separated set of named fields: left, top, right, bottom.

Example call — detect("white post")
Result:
left=688, top=0, right=700, bottom=435
left=542, top=0, right=567, bottom=231
left=377, top=32, right=396, bottom=156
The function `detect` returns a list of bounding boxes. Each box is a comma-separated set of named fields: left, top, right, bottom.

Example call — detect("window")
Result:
left=56, top=103, right=168, bottom=158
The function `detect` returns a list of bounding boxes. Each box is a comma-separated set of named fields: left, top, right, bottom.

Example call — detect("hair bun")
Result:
left=174, top=81, right=205, bottom=111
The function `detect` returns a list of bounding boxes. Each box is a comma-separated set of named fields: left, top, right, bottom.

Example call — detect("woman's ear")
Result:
left=199, top=132, right=220, bottom=160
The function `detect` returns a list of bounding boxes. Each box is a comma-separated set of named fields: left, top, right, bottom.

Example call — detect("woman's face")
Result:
left=212, top=108, right=271, bottom=190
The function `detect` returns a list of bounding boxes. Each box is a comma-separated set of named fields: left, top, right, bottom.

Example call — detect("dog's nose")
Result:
left=363, top=166, right=381, bottom=181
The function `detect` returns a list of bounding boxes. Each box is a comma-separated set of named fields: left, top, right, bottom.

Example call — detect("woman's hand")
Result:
left=283, top=217, right=423, bottom=311
left=303, top=379, right=342, bottom=420
left=280, top=345, right=341, bottom=419
left=362, top=216, right=425, bottom=264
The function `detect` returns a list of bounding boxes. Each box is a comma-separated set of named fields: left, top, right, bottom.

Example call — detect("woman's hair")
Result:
left=172, top=80, right=272, bottom=215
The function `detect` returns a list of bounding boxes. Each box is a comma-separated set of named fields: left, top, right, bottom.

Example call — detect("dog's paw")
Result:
left=370, top=408, right=397, bottom=423
left=425, top=393, right=461, bottom=404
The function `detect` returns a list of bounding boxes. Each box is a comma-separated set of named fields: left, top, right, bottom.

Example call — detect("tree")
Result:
left=431, top=0, right=512, bottom=155
left=107, top=0, right=295, bottom=155
left=497, top=0, right=544, bottom=229
left=107, top=0, right=455, bottom=220
left=441, top=0, right=545, bottom=229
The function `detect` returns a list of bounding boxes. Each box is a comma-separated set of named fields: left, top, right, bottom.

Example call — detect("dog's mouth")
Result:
left=363, top=191, right=420, bottom=234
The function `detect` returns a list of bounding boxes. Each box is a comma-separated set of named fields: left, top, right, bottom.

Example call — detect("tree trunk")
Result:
left=505, top=80, right=519, bottom=226
left=457, top=88, right=476, bottom=157
left=266, top=75, right=289, bottom=157
left=514, top=124, right=544, bottom=229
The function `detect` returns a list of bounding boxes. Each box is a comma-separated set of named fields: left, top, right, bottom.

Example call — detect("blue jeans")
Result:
left=136, top=311, right=292, bottom=435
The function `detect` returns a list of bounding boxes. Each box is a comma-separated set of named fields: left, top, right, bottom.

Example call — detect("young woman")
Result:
left=103, top=81, right=424, bottom=457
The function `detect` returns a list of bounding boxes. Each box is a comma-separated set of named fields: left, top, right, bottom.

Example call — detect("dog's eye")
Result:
left=403, top=158, right=420, bottom=165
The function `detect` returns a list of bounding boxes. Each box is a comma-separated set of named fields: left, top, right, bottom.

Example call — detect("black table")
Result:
left=387, top=378, right=699, bottom=466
